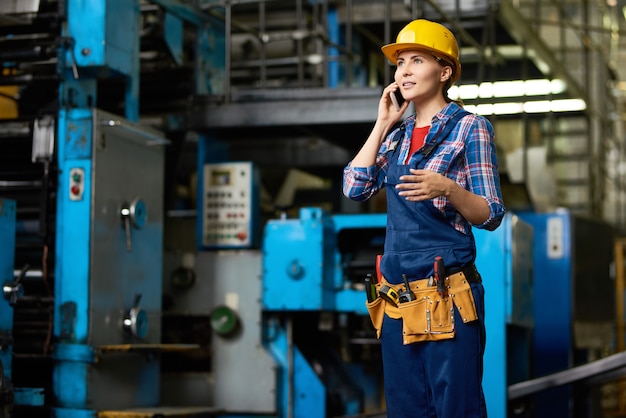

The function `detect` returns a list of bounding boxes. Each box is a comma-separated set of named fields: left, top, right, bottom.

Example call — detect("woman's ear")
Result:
left=440, top=66, right=453, bottom=83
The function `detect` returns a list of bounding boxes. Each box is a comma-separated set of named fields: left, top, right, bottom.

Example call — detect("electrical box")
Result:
left=198, top=161, right=259, bottom=249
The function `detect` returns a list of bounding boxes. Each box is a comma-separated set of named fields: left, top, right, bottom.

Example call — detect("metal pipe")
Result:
left=296, top=0, right=304, bottom=86
left=345, top=0, right=352, bottom=87
left=383, top=0, right=391, bottom=84
left=0, top=74, right=57, bottom=85
left=322, top=0, right=329, bottom=87
left=508, top=351, right=626, bottom=400
left=258, top=1, right=266, bottom=87
left=287, top=317, right=293, bottom=418
left=225, top=2, right=232, bottom=102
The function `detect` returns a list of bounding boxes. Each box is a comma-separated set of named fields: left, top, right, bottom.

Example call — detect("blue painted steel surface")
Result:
left=54, top=111, right=96, bottom=411
left=332, top=213, right=386, bottom=315
left=264, top=209, right=386, bottom=313
left=64, top=0, right=140, bottom=120
left=474, top=220, right=509, bottom=418
left=196, top=18, right=226, bottom=95
left=517, top=211, right=573, bottom=418
left=473, top=213, right=534, bottom=418
left=263, top=207, right=335, bottom=311
left=51, top=409, right=98, bottom=418
left=67, top=0, right=137, bottom=73
left=55, top=109, right=93, bottom=344
left=13, top=387, right=45, bottom=406
left=327, top=7, right=339, bottom=88
left=0, top=199, right=16, bottom=381
left=262, top=209, right=387, bottom=416
left=164, top=12, right=184, bottom=65
left=264, top=318, right=325, bottom=418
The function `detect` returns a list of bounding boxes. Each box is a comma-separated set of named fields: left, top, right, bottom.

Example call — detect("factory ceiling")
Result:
left=186, top=0, right=620, bottom=153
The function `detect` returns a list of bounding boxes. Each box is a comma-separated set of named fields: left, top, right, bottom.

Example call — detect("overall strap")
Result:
left=421, top=109, right=470, bottom=159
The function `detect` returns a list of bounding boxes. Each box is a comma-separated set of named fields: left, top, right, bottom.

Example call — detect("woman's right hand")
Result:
left=348, top=82, right=410, bottom=168
left=379, top=82, right=409, bottom=124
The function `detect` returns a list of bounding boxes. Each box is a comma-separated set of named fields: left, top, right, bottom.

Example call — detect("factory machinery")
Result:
left=0, top=1, right=624, bottom=418
left=164, top=184, right=620, bottom=418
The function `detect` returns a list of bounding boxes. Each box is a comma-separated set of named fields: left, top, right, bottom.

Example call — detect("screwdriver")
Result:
left=434, top=256, right=448, bottom=298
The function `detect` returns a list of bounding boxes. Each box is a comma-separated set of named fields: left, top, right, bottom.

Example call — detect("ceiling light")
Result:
left=464, top=99, right=586, bottom=115
left=449, top=78, right=567, bottom=100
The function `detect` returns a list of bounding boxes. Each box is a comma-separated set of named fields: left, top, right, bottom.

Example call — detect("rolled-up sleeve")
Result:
left=342, top=165, right=381, bottom=201
left=464, top=116, right=506, bottom=231
left=343, top=129, right=399, bottom=202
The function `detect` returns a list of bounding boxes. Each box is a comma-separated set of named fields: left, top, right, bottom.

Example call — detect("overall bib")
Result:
left=380, top=110, right=488, bottom=418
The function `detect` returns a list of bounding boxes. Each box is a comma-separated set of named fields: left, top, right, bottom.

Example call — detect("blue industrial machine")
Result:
left=0, top=199, right=17, bottom=415
left=165, top=204, right=386, bottom=416
left=262, top=207, right=387, bottom=417
left=52, top=109, right=168, bottom=416
left=165, top=203, right=537, bottom=417
left=49, top=0, right=172, bottom=414
left=474, top=213, right=534, bottom=417
left=516, top=211, right=615, bottom=417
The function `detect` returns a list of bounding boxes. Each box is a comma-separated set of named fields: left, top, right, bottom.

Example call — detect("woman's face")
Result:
left=394, top=49, right=451, bottom=104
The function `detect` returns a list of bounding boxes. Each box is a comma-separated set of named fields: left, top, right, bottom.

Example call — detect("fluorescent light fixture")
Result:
left=449, top=78, right=568, bottom=100
left=493, top=102, right=526, bottom=114
left=464, top=98, right=586, bottom=115
left=523, top=100, right=552, bottom=113
left=448, top=78, right=583, bottom=114
left=457, top=84, right=479, bottom=100
left=549, top=98, right=586, bottom=112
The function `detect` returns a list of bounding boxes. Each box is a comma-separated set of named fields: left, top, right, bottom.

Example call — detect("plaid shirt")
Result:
left=343, top=102, right=506, bottom=234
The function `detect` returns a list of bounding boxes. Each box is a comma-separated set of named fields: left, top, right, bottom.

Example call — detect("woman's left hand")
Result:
left=396, top=169, right=452, bottom=201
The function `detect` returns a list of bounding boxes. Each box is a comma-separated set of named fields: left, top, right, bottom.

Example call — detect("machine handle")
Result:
left=3, top=264, right=27, bottom=306
left=123, top=293, right=148, bottom=339
left=120, top=197, right=147, bottom=252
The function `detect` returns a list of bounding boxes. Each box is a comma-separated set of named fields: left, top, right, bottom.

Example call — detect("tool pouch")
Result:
left=365, top=296, right=385, bottom=339
left=448, top=275, right=479, bottom=325
left=398, top=287, right=456, bottom=344
left=376, top=271, right=479, bottom=345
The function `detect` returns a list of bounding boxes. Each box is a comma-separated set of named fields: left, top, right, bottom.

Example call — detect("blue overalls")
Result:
left=379, top=110, right=488, bottom=418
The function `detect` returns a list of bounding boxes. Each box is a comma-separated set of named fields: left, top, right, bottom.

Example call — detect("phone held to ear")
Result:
left=390, top=89, right=405, bottom=111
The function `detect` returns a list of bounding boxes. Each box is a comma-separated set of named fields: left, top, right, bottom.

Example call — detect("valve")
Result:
left=123, top=293, right=148, bottom=339
left=3, top=264, right=27, bottom=307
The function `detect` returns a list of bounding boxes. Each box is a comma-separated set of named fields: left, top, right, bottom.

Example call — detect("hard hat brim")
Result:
left=381, top=43, right=461, bottom=82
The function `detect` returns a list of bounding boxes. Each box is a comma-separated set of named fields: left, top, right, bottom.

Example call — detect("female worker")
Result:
left=343, top=19, right=506, bottom=417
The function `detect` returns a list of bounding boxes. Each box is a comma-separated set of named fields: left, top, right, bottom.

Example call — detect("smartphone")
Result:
left=390, top=89, right=405, bottom=111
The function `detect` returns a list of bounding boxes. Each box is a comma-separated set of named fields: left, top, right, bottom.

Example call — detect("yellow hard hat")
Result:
left=381, top=19, right=461, bottom=83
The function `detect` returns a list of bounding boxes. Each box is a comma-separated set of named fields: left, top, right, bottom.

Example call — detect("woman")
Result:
left=343, top=19, right=506, bottom=417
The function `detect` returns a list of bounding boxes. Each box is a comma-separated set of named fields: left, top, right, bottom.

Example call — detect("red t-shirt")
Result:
left=405, top=125, right=430, bottom=164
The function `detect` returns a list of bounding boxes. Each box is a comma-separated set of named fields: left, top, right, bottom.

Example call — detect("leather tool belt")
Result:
left=366, top=267, right=480, bottom=345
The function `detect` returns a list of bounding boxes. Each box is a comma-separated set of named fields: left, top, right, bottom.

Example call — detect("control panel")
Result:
left=200, top=162, right=259, bottom=249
